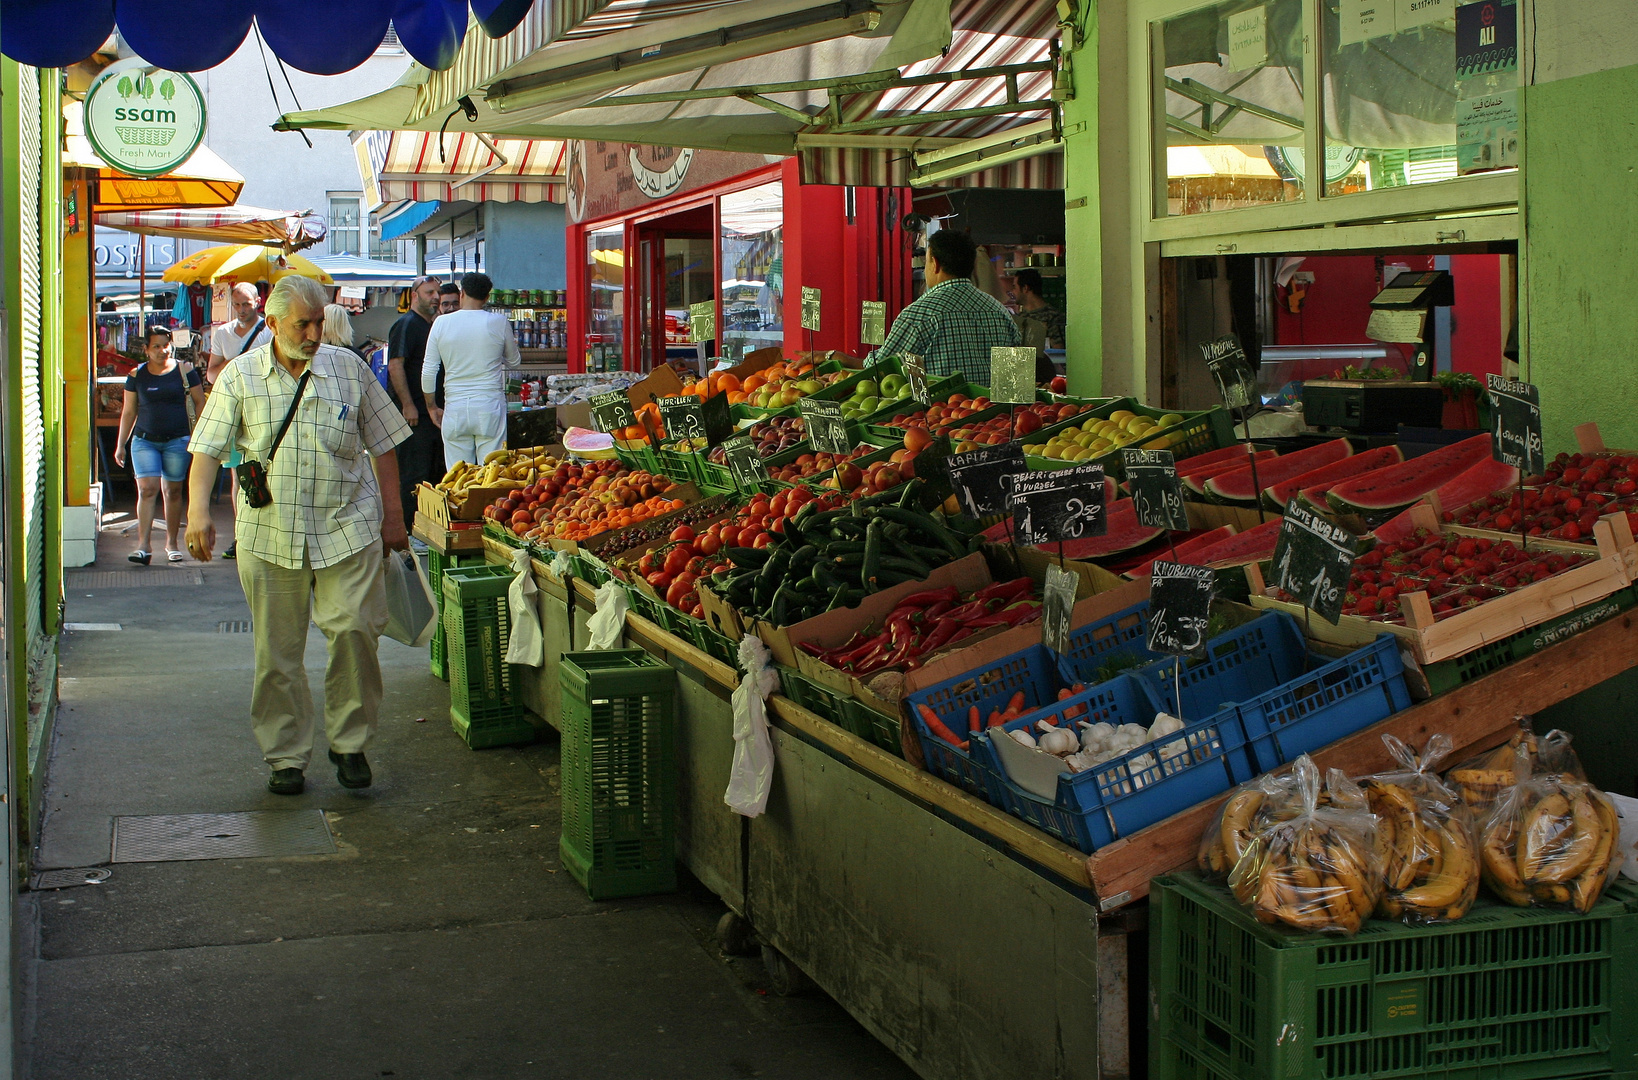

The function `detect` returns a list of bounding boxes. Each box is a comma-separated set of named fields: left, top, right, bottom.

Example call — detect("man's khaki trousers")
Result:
left=236, top=539, right=389, bottom=771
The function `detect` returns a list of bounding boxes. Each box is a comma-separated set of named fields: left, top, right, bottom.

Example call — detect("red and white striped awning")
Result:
left=94, top=206, right=327, bottom=249
left=356, top=129, right=569, bottom=206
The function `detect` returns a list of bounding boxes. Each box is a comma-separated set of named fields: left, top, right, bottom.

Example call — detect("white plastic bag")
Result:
left=505, top=547, right=546, bottom=666
left=586, top=580, right=629, bottom=651
left=382, top=549, right=437, bottom=647
left=725, top=633, right=780, bottom=818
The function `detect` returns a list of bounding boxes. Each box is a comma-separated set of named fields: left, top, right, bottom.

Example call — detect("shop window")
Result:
left=1155, top=0, right=1308, bottom=216
left=586, top=227, right=625, bottom=373
left=1320, top=0, right=1517, bottom=197
left=329, top=195, right=362, bottom=254
left=718, top=182, right=784, bottom=365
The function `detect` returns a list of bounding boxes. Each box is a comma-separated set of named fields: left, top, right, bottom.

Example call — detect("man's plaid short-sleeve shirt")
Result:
left=868, top=278, right=1021, bottom=385
left=190, top=343, right=411, bottom=570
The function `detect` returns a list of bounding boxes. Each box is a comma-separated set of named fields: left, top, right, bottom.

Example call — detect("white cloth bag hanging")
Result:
left=725, top=634, right=780, bottom=818
left=586, top=580, right=630, bottom=651
left=504, top=547, right=546, bottom=666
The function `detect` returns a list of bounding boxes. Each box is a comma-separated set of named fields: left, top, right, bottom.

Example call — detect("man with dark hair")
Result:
left=869, top=229, right=1019, bottom=383
left=422, top=272, right=520, bottom=468
left=1014, top=268, right=1067, bottom=350
left=386, top=275, right=442, bottom=519
left=437, top=281, right=461, bottom=316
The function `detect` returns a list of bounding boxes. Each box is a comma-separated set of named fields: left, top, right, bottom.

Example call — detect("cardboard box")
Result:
left=416, top=482, right=504, bottom=524
left=1004, top=544, right=1128, bottom=599
left=626, top=365, right=685, bottom=413
left=557, top=402, right=592, bottom=433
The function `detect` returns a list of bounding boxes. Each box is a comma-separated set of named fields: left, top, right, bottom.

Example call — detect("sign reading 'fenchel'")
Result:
left=83, top=58, right=207, bottom=178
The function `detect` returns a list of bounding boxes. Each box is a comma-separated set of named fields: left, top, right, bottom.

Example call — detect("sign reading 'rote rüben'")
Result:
left=83, top=58, right=207, bottom=178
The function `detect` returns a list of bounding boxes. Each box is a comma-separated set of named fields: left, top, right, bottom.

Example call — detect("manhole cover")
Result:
left=31, top=867, right=111, bottom=890
left=217, top=620, right=253, bottom=633
left=111, top=810, right=336, bottom=863
left=66, top=569, right=203, bottom=589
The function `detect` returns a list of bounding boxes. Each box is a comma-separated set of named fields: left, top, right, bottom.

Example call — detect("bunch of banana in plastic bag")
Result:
left=1444, top=717, right=1539, bottom=815
left=1360, top=734, right=1480, bottom=925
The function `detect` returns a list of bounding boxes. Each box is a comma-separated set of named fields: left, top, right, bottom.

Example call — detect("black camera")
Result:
left=236, top=459, right=272, bottom=508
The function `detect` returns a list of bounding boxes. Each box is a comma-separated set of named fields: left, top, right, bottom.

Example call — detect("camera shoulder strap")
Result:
left=267, top=370, right=312, bottom=464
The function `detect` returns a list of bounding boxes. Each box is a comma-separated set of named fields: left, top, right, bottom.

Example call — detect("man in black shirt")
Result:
left=387, top=275, right=443, bottom=518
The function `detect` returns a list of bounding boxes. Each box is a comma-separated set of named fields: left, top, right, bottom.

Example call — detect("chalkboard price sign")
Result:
left=1041, top=563, right=1078, bottom=655
left=909, top=434, right=954, bottom=510
left=861, top=300, right=887, bottom=346
left=1200, top=334, right=1257, bottom=411
left=901, top=352, right=930, bottom=404
left=657, top=391, right=733, bottom=446
left=1486, top=374, right=1545, bottom=476
left=1270, top=500, right=1359, bottom=625
left=1010, top=463, right=1107, bottom=546
left=801, top=286, right=822, bottom=332
left=688, top=300, right=716, bottom=343
left=588, top=389, right=636, bottom=434
left=721, top=436, right=768, bottom=491
left=1147, top=561, right=1214, bottom=656
left=798, top=397, right=852, bottom=455
left=945, top=443, right=1025, bottom=517
left=989, top=347, right=1037, bottom=405
left=1122, top=448, right=1190, bottom=532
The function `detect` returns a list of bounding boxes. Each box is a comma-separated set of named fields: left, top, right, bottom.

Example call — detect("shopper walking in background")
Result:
left=422, top=272, right=520, bottom=469
left=206, top=282, right=273, bottom=560
left=323, top=303, right=370, bottom=363
left=183, top=275, right=412, bottom=796
left=386, top=276, right=443, bottom=523
left=112, top=325, right=205, bottom=564
left=867, top=230, right=1019, bottom=384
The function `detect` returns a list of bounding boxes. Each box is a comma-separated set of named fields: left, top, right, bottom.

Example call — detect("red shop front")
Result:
left=565, top=142, right=912, bottom=374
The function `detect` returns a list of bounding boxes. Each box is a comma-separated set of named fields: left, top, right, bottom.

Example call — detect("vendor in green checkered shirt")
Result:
left=868, top=229, right=1020, bottom=383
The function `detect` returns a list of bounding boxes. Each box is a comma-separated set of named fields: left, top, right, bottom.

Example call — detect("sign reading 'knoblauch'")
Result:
left=83, top=58, right=207, bottom=177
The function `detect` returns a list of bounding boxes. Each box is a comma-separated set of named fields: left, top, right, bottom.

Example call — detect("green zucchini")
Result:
left=862, top=519, right=886, bottom=586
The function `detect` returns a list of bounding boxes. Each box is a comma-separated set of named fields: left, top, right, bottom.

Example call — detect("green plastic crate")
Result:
left=614, top=441, right=664, bottom=477
left=697, top=456, right=735, bottom=494
left=427, top=550, right=483, bottom=682
left=656, top=446, right=698, bottom=485
left=1419, top=587, right=1637, bottom=696
left=441, top=565, right=532, bottom=748
left=689, top=619, right=740, bottom=670
left=837, top=695, right=903, bottom=757
left=1026, top=404, right=1231, bottom=479
left=774, top=666, right=842, bottom=723
left=558, top=649, right=678, bottom=900
left=1151, top=871, right=1638, bottom=1080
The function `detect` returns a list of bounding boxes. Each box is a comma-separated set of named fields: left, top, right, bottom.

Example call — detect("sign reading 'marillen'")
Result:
left=83, top=58, right=206, bottom=178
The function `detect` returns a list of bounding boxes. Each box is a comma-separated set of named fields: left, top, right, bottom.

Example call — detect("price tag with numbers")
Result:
left=989, top=347, right=1037, bottom=405
left=1121, top=448, right=1190, bottom=532
left=901, top=352, right=930, bottom=404
left=589, top=389, right=636, bottom=435
left=1147, top=561, right=1214, bottom=656
left=657, top=392, right=733, bottom=446
left=945, top=443, right=1024, bottom=517
left=1270, top=500, right=1359, bottom=625
left=1041, top=563, right=1078, bottom=655
left=1486, top=374, right=1544, bottom=477
left=861, top=300, right=887, bottom=346
left=1200, top=334, right=1257, bottom=411
left=797, top=397, right=852, bottom=455
left=721, top=435, right=768, bottom=491
left=801, top=286, right=822, bottom=332
left=688, top=300, right=716, bottom=343
left=1009, top=463, right=1108, bottom=546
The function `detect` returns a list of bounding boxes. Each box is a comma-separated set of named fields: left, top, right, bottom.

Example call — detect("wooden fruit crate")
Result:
left=412, top=511, right=484, bottom=554
left=1246, top=503, right=1638, bottom=665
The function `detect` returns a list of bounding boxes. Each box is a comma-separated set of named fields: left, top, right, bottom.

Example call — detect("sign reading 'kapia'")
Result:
left=83, top=58, right=206, bottom=178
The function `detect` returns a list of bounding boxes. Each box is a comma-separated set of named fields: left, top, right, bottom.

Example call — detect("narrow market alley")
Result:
left=19, top=498, right=916, bottom=1080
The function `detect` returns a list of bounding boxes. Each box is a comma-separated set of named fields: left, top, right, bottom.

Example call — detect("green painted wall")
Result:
left=1524, top=60, right=1638, bottom=455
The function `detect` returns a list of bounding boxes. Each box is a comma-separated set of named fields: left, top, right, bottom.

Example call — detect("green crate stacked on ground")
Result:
left=426, top=549, right=484, bottom=681
left=440, top=564, right=535, bottom=750
left=558, top=649, right=679, bottom=900
left=1150, top=871, right=1638, bottom=1080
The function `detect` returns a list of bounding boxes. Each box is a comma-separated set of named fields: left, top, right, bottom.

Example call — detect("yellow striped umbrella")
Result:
left=162, top=243, right=334, bottom=285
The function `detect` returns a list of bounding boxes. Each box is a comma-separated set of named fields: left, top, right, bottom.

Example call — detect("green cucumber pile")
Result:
left=712, top=479, right=982, bottom=626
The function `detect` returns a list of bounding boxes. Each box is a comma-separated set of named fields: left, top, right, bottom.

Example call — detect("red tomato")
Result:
left=663, top=546, right=691, bottom=576
left=711, top=562, right=732, bottom=576
left=718, top=526, right=740, bottom=548
left=697, top=533, right=722, bottom=556
left=686, top=556, right=707, bottom=576
left=669, top=525, right=696, bottom=542
left=665, top=572, right=699, bottom=608
left=768, top=517, right=785, bottom=534
left=769, top=493, right=788, bottom=517
left=637, top=552, right=657, bottom=575
left=751, top=532, right=773, bottom=549
left=645, top=570, right=673, bottom=590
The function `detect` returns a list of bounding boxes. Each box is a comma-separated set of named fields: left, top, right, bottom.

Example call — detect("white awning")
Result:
left=355, top=129, right=568, bottom=206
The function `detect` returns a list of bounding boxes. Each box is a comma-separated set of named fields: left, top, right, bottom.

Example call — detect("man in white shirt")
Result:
left=206, top=281, right=274, bottom=559
left=421, top=272, right=519, bottom=469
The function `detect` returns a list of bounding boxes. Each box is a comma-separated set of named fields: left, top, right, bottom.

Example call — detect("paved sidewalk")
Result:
left=22, top=493, right=913, bottom=1080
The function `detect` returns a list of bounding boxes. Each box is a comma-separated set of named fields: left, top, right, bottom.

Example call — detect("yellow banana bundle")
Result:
left=1358, top=734, right=1480, bottom=925
left=1225, top=757, right=1383, bottom=935
left=1443, top=717, right=1538, bottom=814
left=1481, top=765, right=1622, bottom=913
left=436, top=446, right=560, bottom=499
left=1199, top=767, right=1364, bottom=880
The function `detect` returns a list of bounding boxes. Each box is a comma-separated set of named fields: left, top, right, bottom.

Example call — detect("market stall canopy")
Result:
left=305, top=253, right=424, bottom=286
left=94, top=206, right=327, bottom=250
left=65, top=102, right=242, bottom=212
left=357, top=128, right=567, bottom=206
left=162, top=244, right=334, bottom=286
left=1, top=0, right=537, bottom=74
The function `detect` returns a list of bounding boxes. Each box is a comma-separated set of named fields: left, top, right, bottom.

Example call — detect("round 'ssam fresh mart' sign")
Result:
left=84, top=58, right=206, bottom=177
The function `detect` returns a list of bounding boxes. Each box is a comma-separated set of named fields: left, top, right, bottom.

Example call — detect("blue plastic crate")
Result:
left=972, top=675, right=1253, bottom=852
left=1128, top=612, right=1311, bottom=720
left=1234, top=634, right=1413, bottom=773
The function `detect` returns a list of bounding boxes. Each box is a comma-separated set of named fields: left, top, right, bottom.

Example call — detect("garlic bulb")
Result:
left=1036, top=718, right=1061, bottom=734
left=1038, top=727, right=1080, bottom=756
left=1009, top=728, right=1038, bottom=748
left=1148, top=712, right=1187, bottom=763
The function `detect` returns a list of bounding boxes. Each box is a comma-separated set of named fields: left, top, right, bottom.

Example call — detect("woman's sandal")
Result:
left=167, top=550, right=185, bottom=563
left=128, top=550, right=151, bottom=565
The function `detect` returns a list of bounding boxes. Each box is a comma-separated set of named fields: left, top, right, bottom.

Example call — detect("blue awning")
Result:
left=379, top=200, right=445, bottom=241
left=1, top=0, right=535, bottom=73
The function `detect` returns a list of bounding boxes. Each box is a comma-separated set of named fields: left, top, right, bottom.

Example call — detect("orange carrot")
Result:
left=917, top=705, right=970, bottom=751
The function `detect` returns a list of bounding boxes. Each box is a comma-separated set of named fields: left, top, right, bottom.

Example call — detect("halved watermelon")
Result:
left=1182, top=450, right=1279, bottom=497
left=1124, top=525, right=1238, bottom=578
left=1204, top=439, right=1354, bottom=505
left=980, top=498, right=1166, bottom=560
left=1371, top=458, right=1521, bottom=544
left=1192, top=518, right=1284, bottom=566
left=1327, top=434, right=1494, bottom=521
left=1262, top=445, right=1405, bottom=510
left=1176, top=445, right=1260, bottom=473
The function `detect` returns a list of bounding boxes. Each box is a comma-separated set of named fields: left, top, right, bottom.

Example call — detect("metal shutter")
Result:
left=17, top=69, right=45, bottom=649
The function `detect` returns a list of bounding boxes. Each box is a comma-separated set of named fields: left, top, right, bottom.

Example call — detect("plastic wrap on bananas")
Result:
left=1358, top=734, right=1480, bottom=924
left=1444, top=716, right=1541, bottom=815
left=1199, top=767, right=1366, bottom=881
left=1480, top=731, right=1622, bottom=912
left=1226, top=756, right=1383, bottom=935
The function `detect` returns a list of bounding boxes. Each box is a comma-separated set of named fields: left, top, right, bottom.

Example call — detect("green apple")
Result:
left=796, top=379, right=822, bottom=395
left=857, top=396, right=880, bottom=414
left=880, top=374, right=906, bottom=396
left=854, top=378, right=879, bottom=399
